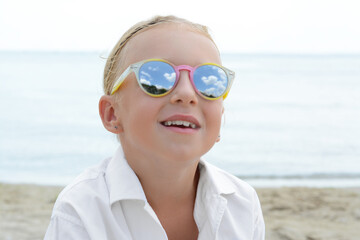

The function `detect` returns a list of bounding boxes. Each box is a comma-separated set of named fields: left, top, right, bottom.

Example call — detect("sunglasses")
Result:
left=111, top=59, right=235, bottom=100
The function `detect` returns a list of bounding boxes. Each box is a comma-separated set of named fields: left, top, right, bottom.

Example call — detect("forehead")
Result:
left=121, top=23, right=221, bottom=68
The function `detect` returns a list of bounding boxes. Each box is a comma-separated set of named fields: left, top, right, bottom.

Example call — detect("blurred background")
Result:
left=1, top=0, right=360, bottom=187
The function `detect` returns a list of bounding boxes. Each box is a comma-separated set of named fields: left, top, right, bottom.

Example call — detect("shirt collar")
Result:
left=194, top=160, right=237, bottom=236
left=105, top=146, right=237, bottom=206
left=198, top=159, right=237, bottom=197
left=105, top=146, right=147, bottom=206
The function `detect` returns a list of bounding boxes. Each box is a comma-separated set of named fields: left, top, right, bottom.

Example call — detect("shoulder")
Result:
left=45, top=156, right=129, bottom=239
left=51, top=157, right=112, bottom=221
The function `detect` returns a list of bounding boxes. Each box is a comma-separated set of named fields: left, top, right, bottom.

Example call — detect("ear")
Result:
left=99, top=95, right=123, bottom=134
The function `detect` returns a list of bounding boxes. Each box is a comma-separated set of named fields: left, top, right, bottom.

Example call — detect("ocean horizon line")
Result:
left=1, top=50, right=360, bottom=57
left=238, top=172, right=360, bottom=180
left=2, top=174, right=360, bottom=188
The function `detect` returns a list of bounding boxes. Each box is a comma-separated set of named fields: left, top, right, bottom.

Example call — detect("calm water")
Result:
left=1, top=52, right=360, bottom=187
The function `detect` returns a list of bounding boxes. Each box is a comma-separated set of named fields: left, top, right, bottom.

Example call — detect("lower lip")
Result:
left=160, top=124, right=199, bottom=134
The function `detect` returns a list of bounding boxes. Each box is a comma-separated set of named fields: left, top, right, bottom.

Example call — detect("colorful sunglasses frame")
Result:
left=111, top=58, right=235, bottom=100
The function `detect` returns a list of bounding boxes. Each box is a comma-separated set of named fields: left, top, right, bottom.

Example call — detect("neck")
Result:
left=125, top=152, right=200, bottom=210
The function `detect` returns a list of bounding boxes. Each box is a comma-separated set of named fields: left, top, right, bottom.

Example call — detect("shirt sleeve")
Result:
left=252, top=191, right=266, bottom=240
left=44, top=213, right=90, bottom=240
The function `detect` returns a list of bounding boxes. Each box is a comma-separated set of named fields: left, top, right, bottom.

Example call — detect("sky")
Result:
left=1, top=0, right=360, bottom=54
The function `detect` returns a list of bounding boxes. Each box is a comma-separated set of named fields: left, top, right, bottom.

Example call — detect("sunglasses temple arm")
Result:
left=223, top=70, right=235, bottom=99
left=110, top=66, right=133, bottom=95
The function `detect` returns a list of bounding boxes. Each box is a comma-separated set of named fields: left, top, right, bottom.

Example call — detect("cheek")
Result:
left=121, top=94, right=161, bottom=135
left=204, top=102, right=223, bottom=135
left=117, top=80, right=152, bottom=120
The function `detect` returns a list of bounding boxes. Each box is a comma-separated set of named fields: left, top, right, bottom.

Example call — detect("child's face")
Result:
left=114, top=23, right=224, bottom=163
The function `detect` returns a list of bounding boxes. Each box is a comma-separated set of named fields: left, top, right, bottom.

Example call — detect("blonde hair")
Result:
left=103, top=15, right=217, bottom=95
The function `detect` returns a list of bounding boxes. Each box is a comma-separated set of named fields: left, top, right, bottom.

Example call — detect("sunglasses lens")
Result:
left=139, top=61, right=176, bottom=95
left=193, top=65, right=228, bottom=99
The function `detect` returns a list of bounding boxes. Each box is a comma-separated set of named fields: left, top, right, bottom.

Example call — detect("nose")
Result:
left=169, top=70, right=198, bottom=105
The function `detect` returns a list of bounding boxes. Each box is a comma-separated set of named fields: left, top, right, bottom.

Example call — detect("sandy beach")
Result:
left=1, top=183, right=359, bottom=240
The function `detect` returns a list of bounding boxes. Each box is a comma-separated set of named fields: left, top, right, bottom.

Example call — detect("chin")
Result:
left=161, top=145, right=209, bottom=163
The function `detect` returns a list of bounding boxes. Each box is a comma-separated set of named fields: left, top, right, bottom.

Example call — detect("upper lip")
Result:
left=160, top=114, right=201, bottom=128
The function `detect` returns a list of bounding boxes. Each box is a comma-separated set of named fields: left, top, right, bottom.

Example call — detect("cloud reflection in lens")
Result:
left=139, top=61, right=176, bottom=95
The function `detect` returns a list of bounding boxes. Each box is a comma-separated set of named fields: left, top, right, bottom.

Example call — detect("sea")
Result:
left=1, top=52, right=360, bottom=187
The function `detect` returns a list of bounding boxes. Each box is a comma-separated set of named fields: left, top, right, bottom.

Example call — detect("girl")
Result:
left=45, top=15, right=265, bottom=240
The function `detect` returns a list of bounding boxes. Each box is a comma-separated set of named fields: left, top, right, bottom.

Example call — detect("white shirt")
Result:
left=44, top=146, right=265, bottom=240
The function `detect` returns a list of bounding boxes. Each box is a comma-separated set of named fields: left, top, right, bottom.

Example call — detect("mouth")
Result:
left=161, top=120, right=198, bottom=129
left=160, top=115, right=200, bottom=130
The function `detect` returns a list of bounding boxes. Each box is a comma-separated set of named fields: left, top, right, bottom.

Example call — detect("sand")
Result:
left=258, top=187, right=360, bottom=240
left=1, top=183, right=359, bottom=240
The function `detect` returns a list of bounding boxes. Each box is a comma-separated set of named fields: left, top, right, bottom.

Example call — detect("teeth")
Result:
left=164, top=120, right=197, bottom=129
